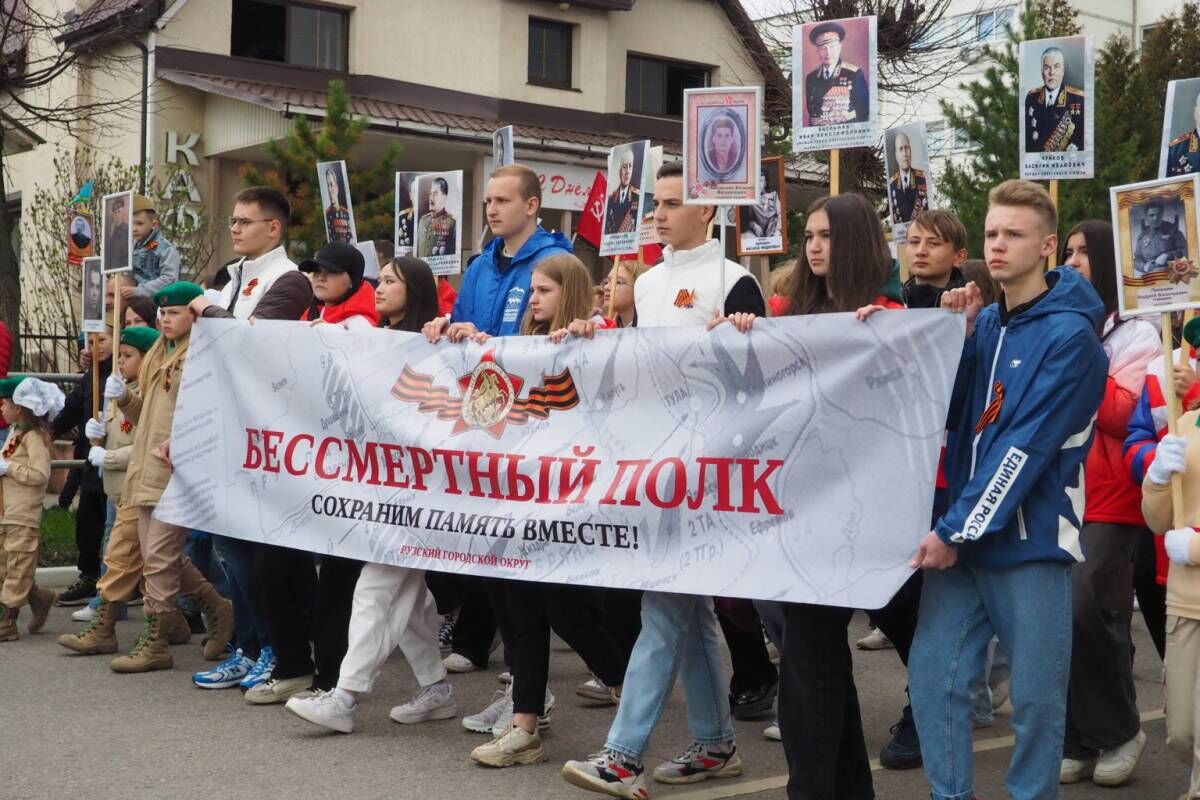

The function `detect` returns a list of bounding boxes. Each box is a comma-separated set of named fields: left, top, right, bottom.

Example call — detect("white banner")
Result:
left=156, top=312, right=964, bottom=608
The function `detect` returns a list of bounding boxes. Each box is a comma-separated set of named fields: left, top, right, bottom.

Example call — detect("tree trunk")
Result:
left=0, top=134, right=23, bottom=371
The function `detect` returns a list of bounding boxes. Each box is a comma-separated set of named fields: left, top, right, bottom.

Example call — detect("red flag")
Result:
left=641, top=242, right=663, bottom=265
left=577, top=170, right=606, bottom=248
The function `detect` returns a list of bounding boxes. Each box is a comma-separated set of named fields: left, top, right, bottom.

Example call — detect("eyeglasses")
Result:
left=228, top=217, right=273, bottom=230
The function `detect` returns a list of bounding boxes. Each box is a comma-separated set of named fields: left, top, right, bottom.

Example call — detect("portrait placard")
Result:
left=640, top=146, right=665, bottom=246
left=318, top=160, right=357, bottom=244
left=100, top=191, right=133, bottom=273
left=394, top=171, right=421, bottom=257
left=492, top=125, right=515, bottom=168
left=600, top=141, right=648, bottom=256
left=791, top=15, right=878, bottom=152
left=683, top=87, right=761, bottom=204
left=414, top=171, right=463, bottom=276
left=67, top=210, right=95, bottom=266
left=1159, top=78, right=1200, bottom=178
left=1111, top=174, right=1200, bottom=316
left=883, top=122, right=936, bottom=241
left=81, top=256, right=106, bottom=334
left=736, top=156, right=788, bottom=256
left=1018, top=35, right=1094, bottom=180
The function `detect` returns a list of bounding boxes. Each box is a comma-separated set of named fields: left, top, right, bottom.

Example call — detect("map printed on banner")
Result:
left=156, top=312, right=964, bottom=608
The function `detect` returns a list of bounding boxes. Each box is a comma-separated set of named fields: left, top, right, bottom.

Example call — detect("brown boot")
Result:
left=58, top=599, right=121, bottom=655
left=27, top=585, right=57, bottom=634
left=0, top=607, right=18, bottom=642
left=195, top=584, right=235, bottom=660
left=110, top=612, right=175, bottom=673
left=160, top=608, right=192, bottom=645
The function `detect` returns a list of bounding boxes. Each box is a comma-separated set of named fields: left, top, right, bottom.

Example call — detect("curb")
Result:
left=35, top=566, right=79, bottom=588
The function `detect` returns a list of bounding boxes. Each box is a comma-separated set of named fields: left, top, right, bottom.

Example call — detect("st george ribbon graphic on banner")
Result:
left=155, top=312, right=964, bottom=609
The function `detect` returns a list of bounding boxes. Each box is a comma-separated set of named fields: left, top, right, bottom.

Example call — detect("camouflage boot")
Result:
left=195, top=584, right=235, bottom=660
left=57, top=599, right=121, bottom=655
left=110, top=612, right=175, bottom=673
left=27, top=584, right=58, bottom=634
left=0, top=607, right=18, bottom=642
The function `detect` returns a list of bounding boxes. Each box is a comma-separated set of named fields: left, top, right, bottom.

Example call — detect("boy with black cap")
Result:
left=103, top=282, right=235, bottom=673
left=125, top=195, right=181, bottom=299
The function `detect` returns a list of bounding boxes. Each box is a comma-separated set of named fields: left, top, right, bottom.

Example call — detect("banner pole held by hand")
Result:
left=1163, top=311, right=1185, bottom=530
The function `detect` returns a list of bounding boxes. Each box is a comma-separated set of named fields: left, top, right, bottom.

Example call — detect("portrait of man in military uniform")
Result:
left=1024, top=46, right=1086, bottom=153
left=102, top=193, right=130, bottom=272
left=1132, top=197, right=1189, bottom=277
left=1165, top=88, right=1200, bottom=177
left=416, top=177, right=457, bottom=258
left=887, top=131, right=928, bottom=224
left=395, top=172, right=416, bottom=254
left=804, top=21, right=869, bottom=126
left=604, top=147, right=641, bottom=236
left=320, top=162, right=356, bottom=245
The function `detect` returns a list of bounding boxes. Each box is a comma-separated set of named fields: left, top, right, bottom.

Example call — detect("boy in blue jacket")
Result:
left=424, top=164, right=571, bottom=341
left=908, top=180, right=1108, bottom=800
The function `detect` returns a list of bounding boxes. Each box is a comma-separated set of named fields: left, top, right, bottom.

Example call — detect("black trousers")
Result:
left=256, top=544, right=363, bottom=690
left=1064, top=522, right=1141, bottom=756
left=486, top=579, right=627, bottom=715
left=602, top=587, right=643, bottom=664
left=871, top=570, right=922, bottom=667
left=716, top=598, right=777, bottom=695
left=780, top=603, right=874, bottom=800
left=1133, top=526, right=1167, bottom=660
left=75, top=488, right=107, bottom=580
left=424, top=573, right=498, bottom=668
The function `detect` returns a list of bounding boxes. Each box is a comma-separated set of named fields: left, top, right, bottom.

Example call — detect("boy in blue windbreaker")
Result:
left=908, top=180, right=1108, bottom=800
left=424, top=164, right=571, bottom=341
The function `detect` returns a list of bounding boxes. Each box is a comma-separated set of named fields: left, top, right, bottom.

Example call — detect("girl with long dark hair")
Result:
left=376, top=257, right=440, bottom=332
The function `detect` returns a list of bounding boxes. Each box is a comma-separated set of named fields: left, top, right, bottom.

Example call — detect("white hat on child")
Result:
left=13, top=377, right=66, bottom=421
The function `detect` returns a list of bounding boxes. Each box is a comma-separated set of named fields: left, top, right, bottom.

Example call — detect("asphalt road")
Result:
left=0, top=603, right=1182, bottom=800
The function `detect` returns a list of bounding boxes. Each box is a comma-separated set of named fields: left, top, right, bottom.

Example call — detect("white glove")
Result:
left=87, top=446, right=107, bottom=468
left=0, top=457, right=8, bottom=477
left=84, top=417, right=105, bottom=440
left=1148, top=434, right=1188, bottom=485
left=103, top=374, right=126, bottom=401
left=1166, top=528, right=1195, bottom=565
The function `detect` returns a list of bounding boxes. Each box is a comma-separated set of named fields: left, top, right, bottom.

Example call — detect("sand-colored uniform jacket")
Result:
left=119, top=336, right=188, bottom=508
left=0, top=426, right=51, bottom=528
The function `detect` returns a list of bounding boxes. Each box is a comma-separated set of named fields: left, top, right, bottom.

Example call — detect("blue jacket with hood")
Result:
left=935, top=267, right=1108, bottom=568
left=450, top=227, right=572, bottom=336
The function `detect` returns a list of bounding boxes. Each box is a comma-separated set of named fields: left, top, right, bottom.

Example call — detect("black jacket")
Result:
left=53, top=358, right=113, bottom=495
left=902, top=267, right=968, bottom=309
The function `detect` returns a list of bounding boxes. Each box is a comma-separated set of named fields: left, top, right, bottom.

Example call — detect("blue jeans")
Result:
left=605, top=592, right=733, bottom=761
left=212, top=534, right=267, bottom=660
left=968, top=637, right=1010, bottom=725
left=910, top=562, right=1072, bottom=800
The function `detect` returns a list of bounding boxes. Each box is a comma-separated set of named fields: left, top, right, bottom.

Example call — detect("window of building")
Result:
left=231, top=0, right=348, bottom=71
left=974, top=8, right=1014, bottom=43
left=625, top=54, right=709, bottom=117
left=528, top=18, right=573, bottom=88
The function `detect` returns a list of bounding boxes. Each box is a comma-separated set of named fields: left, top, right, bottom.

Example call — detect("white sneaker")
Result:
left=245, top=674, right=313, bottom=705
left=498, top=671, right=513, bottom=684
left=766, top=640, right=780, bottom=664
left=492, top=687, right=555, bottom=736
left=576, top=676, right=617, bottom=705
left=390, top=681, right=457, bottom=724
left=1060, top=756, right=1096, bottom=784
left=72, top=606, right=96, bottom=623
left=1093, top=730, right=1146, bottom=787
left=443, top=653, right=478, bottom=673
left=763, top=721, right=781, bottom=741
left=855, top=627, right=893, bottom=650
left=285, top=689, right=355, bottom=733
left=463, top=688, right=512, bottom=734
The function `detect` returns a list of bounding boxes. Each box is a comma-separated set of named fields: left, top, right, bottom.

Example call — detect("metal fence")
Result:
left=19, top=323, right=81, bottom=377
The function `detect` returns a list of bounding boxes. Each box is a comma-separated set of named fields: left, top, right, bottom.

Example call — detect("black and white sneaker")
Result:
left=55, top=575, right=97, bottom=607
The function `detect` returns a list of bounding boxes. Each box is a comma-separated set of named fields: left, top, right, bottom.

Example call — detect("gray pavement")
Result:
left=0, top=605, right=1183, bottom=800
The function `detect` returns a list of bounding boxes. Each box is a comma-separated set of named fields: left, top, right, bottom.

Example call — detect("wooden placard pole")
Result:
left=109, top=279, right=122, bottom=419
left=608, top=255, right=621, bottom=321
left=1048, top=179, right=1059, bottom=270
left=830, top=149, right=841, bottom=196
left=1164, top=310, right=1187, bottom=530
left=90, top=334, right=101, bottom=422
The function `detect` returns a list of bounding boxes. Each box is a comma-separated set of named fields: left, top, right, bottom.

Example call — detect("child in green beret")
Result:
left=0, top=377, right=66, bottom=641
left=101, top=282, right=234, bottom=672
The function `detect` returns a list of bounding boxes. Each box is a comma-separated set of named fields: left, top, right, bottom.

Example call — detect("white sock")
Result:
left=333, top=687, right=356, bottom=708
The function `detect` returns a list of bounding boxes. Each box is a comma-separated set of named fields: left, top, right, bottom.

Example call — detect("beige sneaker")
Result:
left=245, top=675, right=313, bottom=705
left=1093, top=730, right=1146, bottom=787
left=470, top=722, right=546, bottom=767
left=1059, top=755, right=1096, bottom=784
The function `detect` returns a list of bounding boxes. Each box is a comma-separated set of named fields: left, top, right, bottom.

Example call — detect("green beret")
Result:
left=1185, top=316, right=1200, bottom=349
left=0, top=376, right=24, bottom=399
left=120, top=325, right=161, bottom=353
left=153, top=281, right=203, bottom=308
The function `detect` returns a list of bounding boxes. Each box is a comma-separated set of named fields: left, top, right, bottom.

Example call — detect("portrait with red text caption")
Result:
left=683, top=86, right=761, bottom=204
left=1112, top=174, right=1200, bottom=316
left=156, top=312, right=963, bottom=608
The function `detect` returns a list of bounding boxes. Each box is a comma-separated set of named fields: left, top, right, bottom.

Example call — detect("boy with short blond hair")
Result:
left=908, top=179, right=1109, bottom=800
